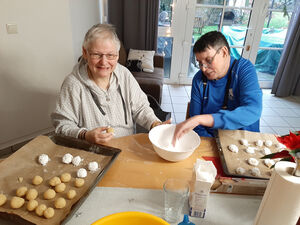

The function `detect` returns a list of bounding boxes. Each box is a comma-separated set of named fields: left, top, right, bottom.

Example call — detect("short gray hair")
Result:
left=83, top=23, right=121, bottom=52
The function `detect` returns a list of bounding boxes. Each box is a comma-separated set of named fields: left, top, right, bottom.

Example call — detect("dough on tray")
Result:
left=74, top=178, right=85, bottom=188
left=77, top=168, right=87, bottom=178
left=27, top=199, right=38, bottom=211
left=26, top=188, right=38, bottom=200
left=228, top=144, right=239, bottom=153
left=0, top=194, right=7, bottom=206
left=235, top=167, right=246, bottom=175
left=249, top=167, right=261, bottom=176
left=16, top=186, right=28, bottom=197
left=55, top=183, right=66, bottom=193
left=255, top=140, right=263, bottom=147
left=264, top=159, right=275, bottom=168
left=261, top=147, right=271, bottom=155
left=32, top=175, right=43, bottom=185
left=245, top=147, right=256, bottom=154
left=67, top=190, right=77, bottom=200
left=247, top=158, right=259, bottom=166
left=60, top=173, right=71, bottom=183
left=54, top=197, right=66, bottom=209
left=264, top=140, right=272, bottom=147
left=49, top=176, right=61, bottom=187
left=44, top=207, right=55, bottom=219
left=72, top=156, right=82, bottom=166
left=35, top=204, right=47, bottom=216
left=239, top=139, right=249, bottom=146
left=62, top=153, right=73, bottom=164
left=44, top=189, right=56, bottom=200
left=38, top=154, right=50, bottom=166
left=10, top=196, right=25, bottom=209
left=88, top=162, right=99, bottom=172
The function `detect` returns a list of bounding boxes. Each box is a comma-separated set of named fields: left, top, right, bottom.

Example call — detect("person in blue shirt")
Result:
left=172, top=31, right=262, bottom=143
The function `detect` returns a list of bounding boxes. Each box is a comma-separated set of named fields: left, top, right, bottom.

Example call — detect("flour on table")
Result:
left=263, top=159, right=275, bottom=168
left=247, top=157, right=259, bottom=166
left=249, top=167, right=260, bottom=176
left=255, top=140, right=263, bottom=147
left=261, top=147, right=271, bottom=155
left=245, top=147, right=256, bottom=154
left=228, top=144, right=239, bottom=153
left=264, top=140, right=272, bottom=147
left=62, top=153, right=73, bottom=164
left=239, top=139, right=249, bottom=146
left=236, top=167, right=246, bottom=175
left=38, top=154, right=50, bottom=166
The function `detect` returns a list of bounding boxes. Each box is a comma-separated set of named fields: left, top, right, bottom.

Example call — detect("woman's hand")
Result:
left=151, top=118, right=172, bottom=129
left=85, top=127, right=114, bottom=144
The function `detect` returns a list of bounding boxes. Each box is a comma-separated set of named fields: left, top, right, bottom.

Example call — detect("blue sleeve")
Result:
left=212, top=59, right=262, bottom=130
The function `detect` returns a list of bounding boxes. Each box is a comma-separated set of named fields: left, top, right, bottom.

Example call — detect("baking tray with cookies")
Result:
left=0, top=134, right=121, bottom=225
left=215, top=129, right=285, bottom=180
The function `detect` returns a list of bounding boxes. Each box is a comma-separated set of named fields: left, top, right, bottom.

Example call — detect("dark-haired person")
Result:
left=172, top=31, right=262, bottom=144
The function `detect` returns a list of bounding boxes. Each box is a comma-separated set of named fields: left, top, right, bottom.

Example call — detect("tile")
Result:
left=173, top=104, right=188, bottom=113
left=174, top=113, right=186, bottom=123
left=168, top=84, right=186, bottom=91
left=161, top=95, right=171, bottom=104
left=291, top=108, right=300, bottom=116
left=262, top=107, right=278, bottom=116
left=271, top=127, right=293, bottom=136
left=283, top=100, right=300, bottom=109
left=161, top=104, right=173, bottom=112
left=171, top=96, right=189, bottom=104
left=259, top=126, right=275, bottom=134
left=272, top=108, right=299, bottom=117
left=263, top=100, right=289, bottom=108
left=169, top=88, right=189, bottom=97
left=262, top=116, right=289, bottom=127
left=283, top=117, right=300, bottom=128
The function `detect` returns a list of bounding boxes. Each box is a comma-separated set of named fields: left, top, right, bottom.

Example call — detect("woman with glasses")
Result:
left=172, top=31, right=262, bottom=144
left=51, top=23, right=169, bottom=144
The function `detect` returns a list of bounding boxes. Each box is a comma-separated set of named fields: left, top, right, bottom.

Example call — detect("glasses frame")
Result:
left=88, top=52, right=118, bottom=61
left=197, top=47, right=222, bottom=69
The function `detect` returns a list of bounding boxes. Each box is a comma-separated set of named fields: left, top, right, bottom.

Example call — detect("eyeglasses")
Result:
left=197, top=47, right=222, bottom=69
left=89, top=52, right=118, bottom=60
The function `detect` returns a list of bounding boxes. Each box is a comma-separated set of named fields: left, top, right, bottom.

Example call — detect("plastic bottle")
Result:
left=177, top=214, right=195, bottom=225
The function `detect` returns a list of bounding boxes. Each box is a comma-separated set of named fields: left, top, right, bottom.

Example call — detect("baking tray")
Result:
left=0, top=134, right=121, bottom=225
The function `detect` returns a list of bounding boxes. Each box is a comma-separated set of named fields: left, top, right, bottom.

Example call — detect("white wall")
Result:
left=0, top=0, right=100, bottom=149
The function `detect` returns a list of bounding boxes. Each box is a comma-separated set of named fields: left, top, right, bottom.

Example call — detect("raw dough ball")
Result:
left=49, top=176, right=61, bottom=187
left=35, top=204, right=47, bottom=216
left=245, top=147, right=256, bottom=154
left=66, top=190, right=77, bottom=200
left=276, top=143, right=286, bottom=149
left=44, top=189, right=56, bottom=200
left=55, top=183, right=66, bottom=193
left=0, top=194, right=7, bottom=206
left=38, top=154, right=50, bottom=166
left=239, top=139, right=249, bottom=146
left=264, top=140, right=272, bottom=147
left=32, top=175, right=43, bottom=185
left=16, top=186, right=28, bottom=197
left=74, top=178, right=85, bottom=188
left=60, top=173, right=71, bottom=183
left=27, top=199, right=38, bottom=211
left=107, top=127, right=114, bottom=133
left=10, top=196, right=25, bottom=209
left=264, top=159, right=275, bottom=168
left=88, top=162, right=99, bottom=172
left=26, top=188, right=38, bottom=200
left=62, top=153, right=73, bottom=164
left=54, top=197, right=66, bottom=209
left=77, top=168, right=87, bottom=178
left=72, top=156, right=82, bottom=166
left=249, top=167, right=261, bottom=176
left=261, top=147, right=271, bottom=155
left=236, top=167, right=246, bottom=175
left=18, top=177, right=23, bottom=183
left=248, top=158, right=259, bottom=166
left=228, top=144, right=239, bottom=153
left=44, top=207, right=55, bottom=219
left=255, top=140, right=263, bottom=147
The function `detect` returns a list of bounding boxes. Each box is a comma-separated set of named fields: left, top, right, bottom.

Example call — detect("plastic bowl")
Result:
left=149, top=124, right=200, bottom=162
left=91, top=211, right=170, bottom=225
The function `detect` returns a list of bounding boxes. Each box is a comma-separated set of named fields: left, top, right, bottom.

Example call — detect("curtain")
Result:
left=271, top=3, right=300, bottom=96
left=108, top=0, right=159, bottom=51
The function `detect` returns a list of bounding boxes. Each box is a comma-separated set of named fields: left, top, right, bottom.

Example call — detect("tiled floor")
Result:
left=161, top=84, right=300, bottom=136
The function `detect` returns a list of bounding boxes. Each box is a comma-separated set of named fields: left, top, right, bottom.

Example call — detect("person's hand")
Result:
left=151, top=118, right=172, bottom=129
left=85, top=127, right=114, bottom=144
left=171, top=117, right=199, bottom=146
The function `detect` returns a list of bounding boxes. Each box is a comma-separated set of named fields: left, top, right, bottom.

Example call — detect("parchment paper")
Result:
left=0, top=136, right=113, bottom=225
left=217, top=130, right=281, bottom=179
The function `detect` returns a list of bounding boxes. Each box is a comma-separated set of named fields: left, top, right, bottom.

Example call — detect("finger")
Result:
left=163, top=118, right=172, bottom=124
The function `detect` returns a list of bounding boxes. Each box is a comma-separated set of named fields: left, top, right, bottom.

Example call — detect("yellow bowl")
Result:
left=91, top=211, right=170, bottom=225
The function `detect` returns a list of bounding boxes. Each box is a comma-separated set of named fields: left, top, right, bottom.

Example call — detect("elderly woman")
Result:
left=51, top=23, right=167, bottom=144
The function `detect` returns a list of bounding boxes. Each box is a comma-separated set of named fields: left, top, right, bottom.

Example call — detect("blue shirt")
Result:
left=190, top=57, right=262, bottom=137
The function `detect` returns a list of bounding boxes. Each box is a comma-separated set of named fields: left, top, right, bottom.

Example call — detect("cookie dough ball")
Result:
left=239, top=139, right=249, bottom=146
left=245, top=147, right=256, bottom=154
left=107, top=127, right=114, bottom=133
left=236, top=167, right=246, bottom=175
left=49, top=176, right=61, bottom=187
left=10, top=196, right=25, bottom=209
left=27, top=199, right=38, bottom=211
left=44, top=207, right=55, bottom=219
left=255, top=140, right=263, bottom=147
left=54, top=197, right=66, bottom=209
left=88, top=162, right=99, bottom=172
left=228, top=144, right=239, bottom=153
left=66, top=190, right=77, bottom=200
left=74, top=178, right=85, bottom=188
left=77, top=168, right=87, bottom=178
left=261, top=147, right=271, bottom=155
left=249, top=167, right=261, bottom=176
left=35, top=204, right=47, bottom=216
left=32, top=175, right=43, bottom=186
left=0, top=194, right=7, bottom=206
left=264, top=159, right=275, bottom=168
left=38, top=154, right=50, bottom=166
left=276, top=143, right=286, bottom=149
left=44, top=189, right=56, bottom=200
left=55, top=183, right=66, bottom=193
left=248, top=158, right=259, bottom=166
left=62, top=153, right=73, bottom=164
left=60, top=173, right=71, bottom=183
left=265, top=140, right=272, bottom=147
left=16, top=186, right=28, bottom=197
left=72, top=156, right=82, bottom=166
left=26, top=188, right=38, bottom=200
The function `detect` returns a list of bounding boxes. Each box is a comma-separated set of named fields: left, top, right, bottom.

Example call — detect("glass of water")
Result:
left=163, top=178, right=190, bottom=223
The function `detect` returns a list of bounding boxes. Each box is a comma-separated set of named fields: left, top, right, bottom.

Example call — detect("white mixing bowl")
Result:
left=149, top=124, right=200, bottom=162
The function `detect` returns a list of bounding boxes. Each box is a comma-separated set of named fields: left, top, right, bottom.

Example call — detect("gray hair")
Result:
left=82, top=23, right=121, bottom=52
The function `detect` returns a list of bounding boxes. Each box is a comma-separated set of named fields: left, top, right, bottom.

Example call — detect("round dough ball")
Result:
left=248, top=158, right=259, bottom=166
left=32, top=175, right=43, bottom=185
left=245, top=147, right=256, bottom=154
left=276, top=143, right=286, bottom=149
left=0, top=194, right=7, bottom=206
left=16, top=186, right=28, bottom=197
left=72, top=156, right=82, bottom=166
left=228, top=144, right=239, bottom=153
left=35, top=204, right=47, bottom=216
left=236, top=167, right=246, bottom=175
left=27, top=199, right=38, bottom=211
left=55, top=183, right=66, bottom=193
left=44, top=189, right=56, bottom=200
left=38, top=154, right=50, bottom=166
left=10, top=196, right=25, bottom=209
left=239, top=139, right=249, bottom=146
left=44, top=207, right=55, bottom=219
left=74, top=178, right=85, bottom=188
left=264, top=159, right=275, bottom=168
left=66, top=190, right=77, bottom=200
left=261, top=147, right=271, bottom=155
left=255, top=140, right=263, bottom=147
left=62, top=153, right=73, bottom=164
left=49, top=176, right=61, bottom=187
left=77, top=168, right=87, bottom=178
left=249, top=167, right=261, bottom=176
left=88, top=162, right=99, bottom=172
left=26, top=188, right=38, bottom=200
left=60, top=173, right=71, bottom=183
left=264, top=140, right=272, bottom=147
left=54, top=197, right=66, bottom=209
